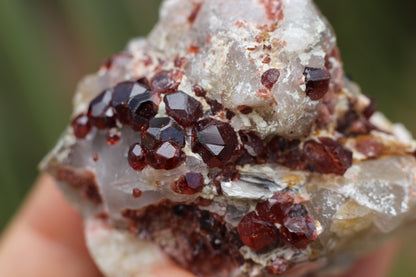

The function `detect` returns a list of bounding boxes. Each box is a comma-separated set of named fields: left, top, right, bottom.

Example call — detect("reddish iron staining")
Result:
left=187, top=2, right=202, bottom=24
left=281, top=214, right=317, bottom=249
left=303, top=67, right=331, bottom=101
left=56, top=167, right=102, bottom=204
left=150, top=70, right=183, bottom=94
left=164, top=91, right=203, bottom=127
left=132, top=188, right=143, bottom=198
left=237, top=105, right=253, bottom=114
left=238, top=212, right=280, bottom=251
left=256, top=191, right=294, bottom=224
left=72, top=113, right=91, bottom=139
left=261, top=0, right=284, bottom=21
left=172, top=172, right=205, bottom=195
left=142, top=117, right=185, bottom=149
left=188, top=44, right=200, bottom=54
left=304, top=137, right=353, bottom=175
left=146, top=141, right=185, bottom=170
left=88, top=90, right=117, bottom=129
left=174, top=56, right=188, bottom=68
left=356, top=136, right=383, bottom=159
left=106, top=129, right=121, bottom=145
left=261, top=68, right=280, bottom=89
left=262, top=55, right=271, bottom=64
left=128, top=143, right=146, bottom=171
left=266, top=257, right=291, bottom=275
left=192, top=84, right=207, bottom=97
left=256, top=88, right=272, bottom=98
left=192, top=118, right=239, bottom=168
left=247, top=46, right=258, bottom=51
left=122, top=200, right=243, bottom=276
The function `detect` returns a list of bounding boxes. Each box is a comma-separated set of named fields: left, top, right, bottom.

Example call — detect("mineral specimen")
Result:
left=41, top=0, right=416, bottom=276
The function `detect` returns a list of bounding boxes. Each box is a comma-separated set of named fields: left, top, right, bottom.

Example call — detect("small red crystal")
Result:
left=141, top=117, right=185, bottom=150
left=192, top=118, right=239, bottom=168
left=256, top=191, right=294, bottom=224
left=132, top=188, right=143, bottom=198
left=238, top=212, right=280, bottom=251
left=355, top=137, right=383, bottom=159
left=363, top=95, right=377, bottom=119
left=72, top=113, right=91, bottom=139
left=303, top=67, right=331, bottom=100
left=303, top=137, right=353, bottom=175
left=128, top=143, right=146, bottom=171
left=172, top=173, right=205, bottom=195
left=88, top=90, right=116, bottom=129
left=151, top=70, right=183, bottom=94
left=106, top=129, right=121, bottom=145
left=281, top=214, right=317, bottom=249
left=146, top=141, right=185, bottom=170
left=261, top=68, right=280, bottom=90
left=206, top=98, right=223, bottom=114
left=239, top=131, right=264, bottom=157
left=192, top=84, right=207, bottom=98
left=237, top=105, right=253, bottom=114
left=164, top=91, right=203, bottom=127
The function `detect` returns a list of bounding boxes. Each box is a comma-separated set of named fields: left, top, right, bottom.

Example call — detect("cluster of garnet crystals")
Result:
left=238, top=191, right=318, bottom=251
left=72, top=76, right=353, bottom=177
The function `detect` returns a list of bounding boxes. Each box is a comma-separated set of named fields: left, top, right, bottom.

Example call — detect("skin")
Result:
left=0, top=175, right=399, bottom=277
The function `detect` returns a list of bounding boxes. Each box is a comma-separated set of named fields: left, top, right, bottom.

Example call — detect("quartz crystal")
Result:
left=41, top=0, right=416, bottom=276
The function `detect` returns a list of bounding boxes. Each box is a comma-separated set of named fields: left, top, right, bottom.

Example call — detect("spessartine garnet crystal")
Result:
left=43, top=1, right=416, bottom=277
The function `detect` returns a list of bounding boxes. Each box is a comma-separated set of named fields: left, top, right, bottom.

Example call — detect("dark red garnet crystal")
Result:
left=303, top=67, right=331, bottom=101
left=303, top=137, right=353, bottom=175
left=72, top=113, right=91, bottom=139
left=164, top=91, right=203, bottom=127
left=128, top=143, right=146, bottom=171
left=171, top=173, right=205, bottom=195
left=128, top=91, right=160, bottom=130
left=111, top=81, right=149, bottom=124
left=256, top=191, right=294, bottom=224
left=146, top=141, right=185, bottom=170
left=261, top=68, right=280, bottom=90
left=142, top=117, right=185, bottom=150
left=88, top=90, right=116, bottom=129
left=280, top=214, right=317, bottom=249
left=191, top=118, right=239, bottom=168
left=150, top=70, right=183, bottom=94
left=238, top=212, right=280, bottom=251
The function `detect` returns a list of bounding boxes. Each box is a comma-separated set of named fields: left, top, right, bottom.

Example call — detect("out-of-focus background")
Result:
left=0, top=0, right=414, bottom=275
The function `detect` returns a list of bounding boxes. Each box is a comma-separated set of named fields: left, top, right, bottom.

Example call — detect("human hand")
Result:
left=0, top=175, right=399, bottom=277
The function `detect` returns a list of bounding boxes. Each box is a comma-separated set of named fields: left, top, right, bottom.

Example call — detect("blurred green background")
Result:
left=0, top=0, right=415, bottom=275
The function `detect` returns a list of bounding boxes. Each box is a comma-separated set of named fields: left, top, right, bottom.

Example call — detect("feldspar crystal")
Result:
left=41, top=0, right=416, bottom=276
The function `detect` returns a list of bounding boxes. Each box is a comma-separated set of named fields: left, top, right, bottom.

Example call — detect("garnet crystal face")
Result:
left=191, top=118, right=239, bottom=168
left=72, top=113, right=91, bottom=139
left=142, top=117, right=185, bottom=149
left=145, top=141, right=185, bottom=170
left=111, top=81, right=149, bottom=124
left=88, top=90, right=116, bottom=129
left=261, top=68, right=280, bottom=89
left=303, top=67, right=331, bottom=100
left=256, top=191, right=294, bottom=224
left=171, top=173, right=205, bottom=195
left=128, top=91, right=160, bottom=130
left=238, top=212, right=280, bottom=251
left=128, top=143, right=146, bottom=171
left=304, top=137, right=353, bottom=175
left=164, top=91, right=203, bottom=127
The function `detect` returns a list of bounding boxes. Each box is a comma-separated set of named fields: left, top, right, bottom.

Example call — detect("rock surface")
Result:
left=41, top=0, right=416, bottom=276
